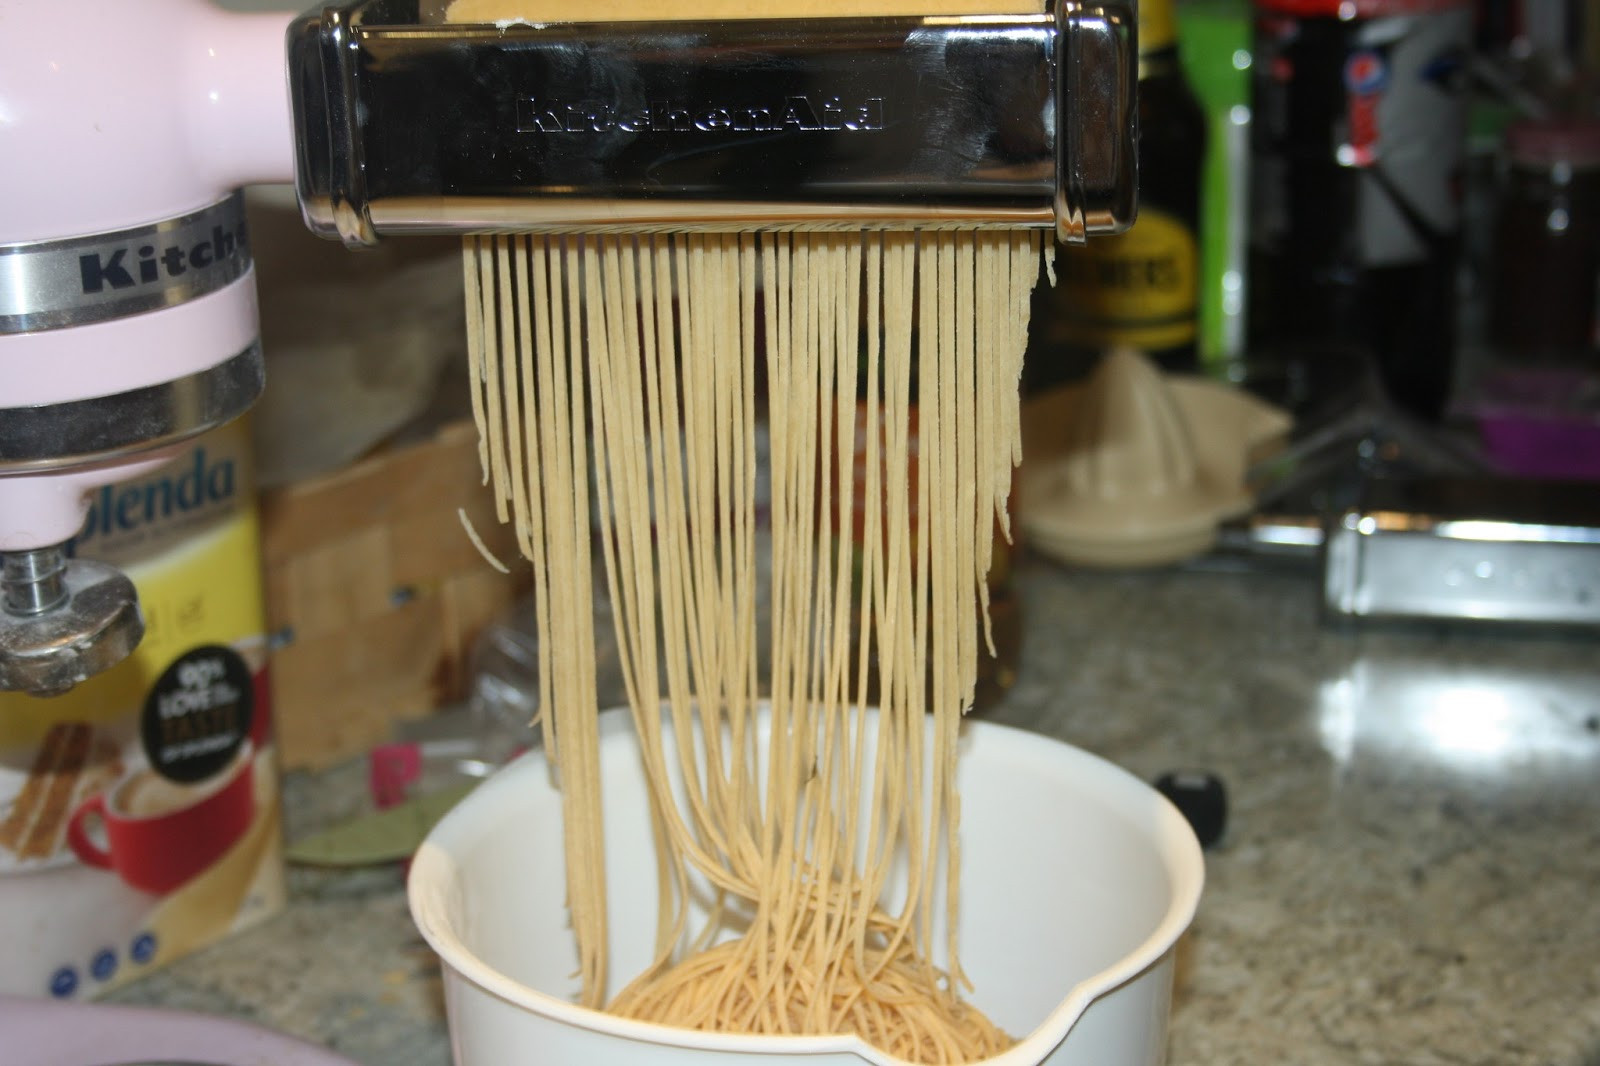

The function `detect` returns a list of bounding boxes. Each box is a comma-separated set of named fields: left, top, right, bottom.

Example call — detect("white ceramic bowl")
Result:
left=409, top=709, right=1204, bottom=1066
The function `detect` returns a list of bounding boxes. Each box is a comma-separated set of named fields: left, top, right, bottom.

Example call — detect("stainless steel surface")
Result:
left=288, top=1, right=1136, bottom=245
left=0, top=194, right=252, bottom=334
left=1055, top=0, right=1137, bottom=239
left=1215, top=512, right=1326, bottom=559
left=0, top=342, right=264, bottom=474
left=0, top=553, right=143, bottom=695
left=1324, top=477, right=1600, bottom=627
left=2, top=545, right=69, bottom=616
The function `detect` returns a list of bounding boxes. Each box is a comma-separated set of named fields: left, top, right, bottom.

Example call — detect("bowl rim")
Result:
left=408, top=708, right=1205, bottom=1066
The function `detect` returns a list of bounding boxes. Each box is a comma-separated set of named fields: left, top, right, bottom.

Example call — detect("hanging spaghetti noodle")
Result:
left=463, top=226, right=1037, bottom=1064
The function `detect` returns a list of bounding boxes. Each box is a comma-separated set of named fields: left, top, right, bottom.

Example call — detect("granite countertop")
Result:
left=106, top=560, right=1600, bottom=1065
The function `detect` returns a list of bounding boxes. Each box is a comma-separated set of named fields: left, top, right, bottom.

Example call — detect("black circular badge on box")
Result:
left=141, top=644, right=254, bottom=783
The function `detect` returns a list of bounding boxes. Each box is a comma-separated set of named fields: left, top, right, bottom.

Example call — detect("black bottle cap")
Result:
left=1154, top=769, right=1227, bottom=850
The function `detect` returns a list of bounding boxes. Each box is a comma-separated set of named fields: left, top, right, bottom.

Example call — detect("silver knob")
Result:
left=0, top=546, right=144, bottom=696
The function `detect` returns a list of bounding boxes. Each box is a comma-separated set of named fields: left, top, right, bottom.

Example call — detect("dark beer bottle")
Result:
left=1246, top=0, right=1472, bottom=420
left=1023, top=0, right=1207, bottom=394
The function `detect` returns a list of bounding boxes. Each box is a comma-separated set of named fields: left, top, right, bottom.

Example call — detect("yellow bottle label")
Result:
left=1044, top=207, right=1199, bottom=352
left=1139, top=0, right=1179, bottom=54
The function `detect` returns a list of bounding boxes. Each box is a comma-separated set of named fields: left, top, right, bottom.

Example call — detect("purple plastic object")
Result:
left=1470, top=367, right=1600, bottom=481
left=0, top=995, right=361, bottom=1066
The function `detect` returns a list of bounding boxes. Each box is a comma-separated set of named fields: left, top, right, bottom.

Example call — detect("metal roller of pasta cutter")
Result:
left=288, top=0, right=1137, bottom=246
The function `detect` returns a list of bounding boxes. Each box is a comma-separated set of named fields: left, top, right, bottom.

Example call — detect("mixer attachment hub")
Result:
left=0, top=547, right=144, bottom=697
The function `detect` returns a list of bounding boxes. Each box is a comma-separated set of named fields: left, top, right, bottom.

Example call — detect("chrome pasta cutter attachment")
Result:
left=287, top=0, right=1138, bottom=246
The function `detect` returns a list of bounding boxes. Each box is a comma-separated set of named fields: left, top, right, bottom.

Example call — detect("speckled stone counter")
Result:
left=106, top=561, right=1600, bottom=1065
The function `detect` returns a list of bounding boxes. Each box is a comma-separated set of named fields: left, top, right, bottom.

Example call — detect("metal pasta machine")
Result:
left=0, top=0, right=1137, bottom=695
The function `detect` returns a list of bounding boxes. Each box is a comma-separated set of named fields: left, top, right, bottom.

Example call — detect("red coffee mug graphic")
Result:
left=67, top=745, right=255, bottom=895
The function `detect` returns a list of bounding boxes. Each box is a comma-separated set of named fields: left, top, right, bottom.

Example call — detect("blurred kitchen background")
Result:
left=227, top=0, right=1600, bottom=770
left=40, top=0, right=1600, bottom=1063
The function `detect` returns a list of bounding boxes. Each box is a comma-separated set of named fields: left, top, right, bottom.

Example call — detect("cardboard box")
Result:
left=260, top=419, right=530, bottom=770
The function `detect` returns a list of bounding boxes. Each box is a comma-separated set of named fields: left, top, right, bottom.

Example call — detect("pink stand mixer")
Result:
left=0, top=0, right=1138, bottom=696
left=1, top=0, right=293, bottom=694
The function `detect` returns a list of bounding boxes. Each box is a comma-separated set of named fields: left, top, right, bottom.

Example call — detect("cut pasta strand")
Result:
left=464, top=228, right=1039, bottom=1063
